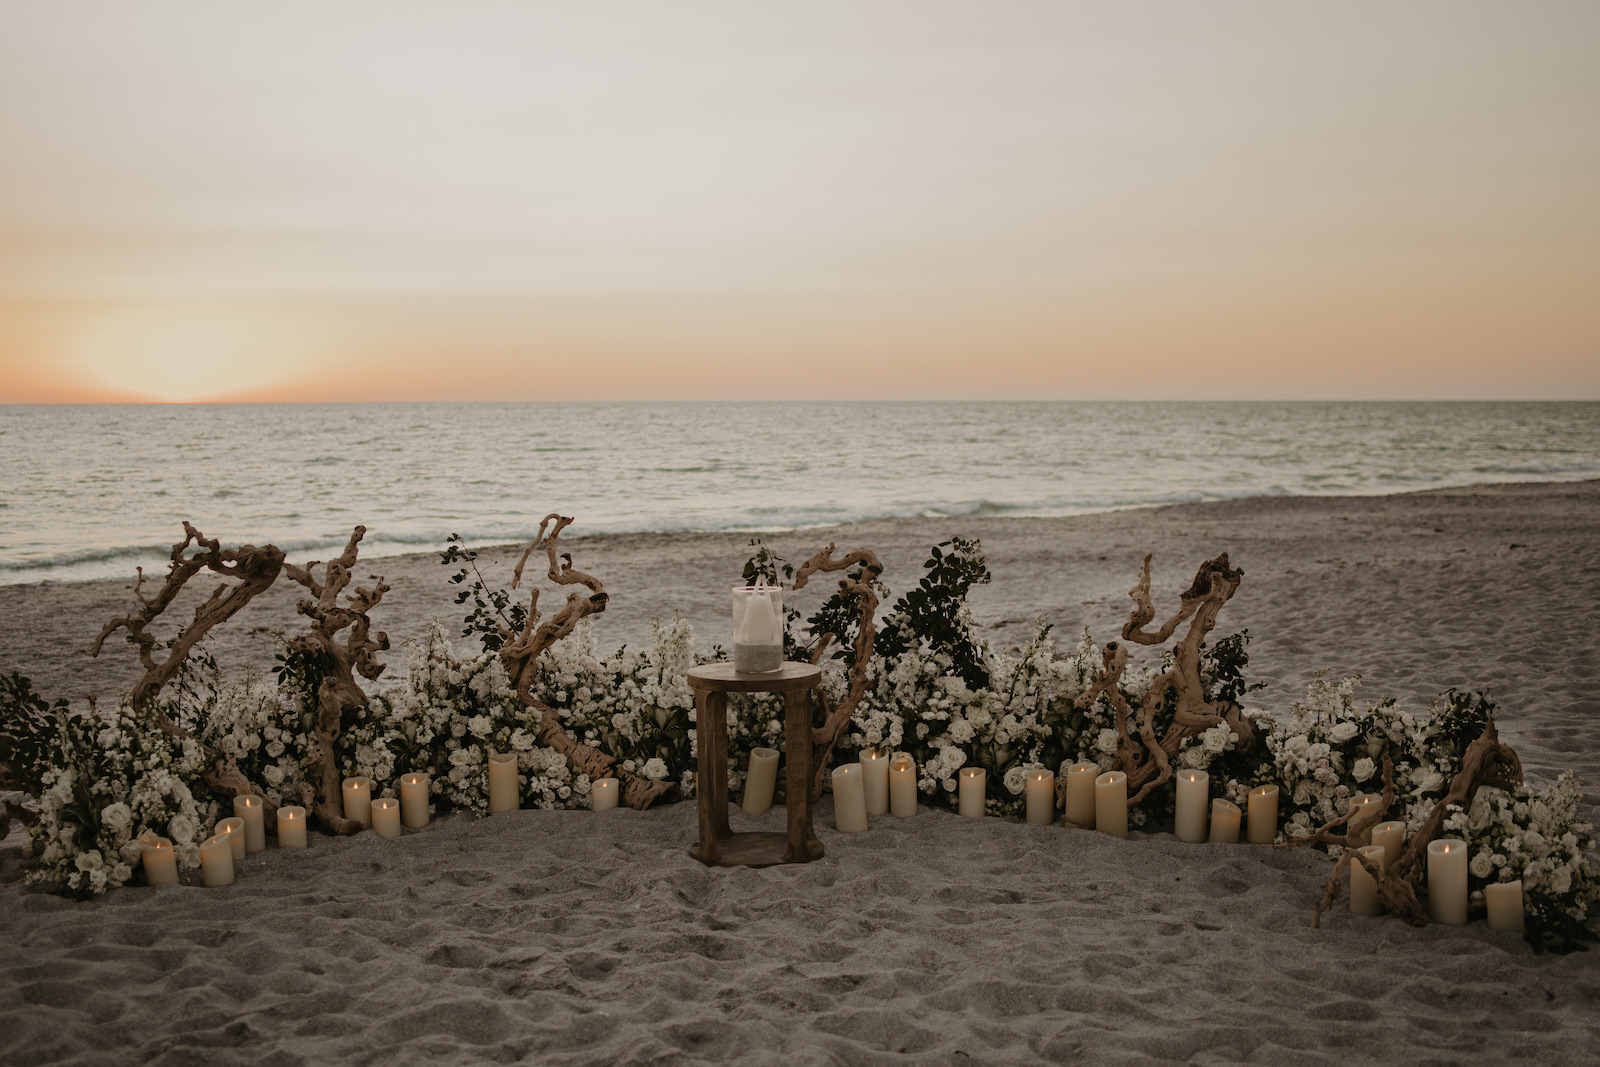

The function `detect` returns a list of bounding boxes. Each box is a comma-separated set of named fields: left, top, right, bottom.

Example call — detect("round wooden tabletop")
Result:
left=686, top=661, right=821, bottom=693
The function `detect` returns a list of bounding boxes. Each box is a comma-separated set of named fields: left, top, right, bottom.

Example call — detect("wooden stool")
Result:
left=687, top=662, right=824, bottom=868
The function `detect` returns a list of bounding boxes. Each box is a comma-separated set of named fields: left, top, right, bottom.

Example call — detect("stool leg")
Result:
left=782, top=686, right=821, bottom=862
left=692, top=689, right=730, bottom=863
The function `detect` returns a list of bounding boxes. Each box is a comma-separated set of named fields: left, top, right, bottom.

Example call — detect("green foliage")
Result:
left=0, top=671, right=72, bottom=796
left=271, top=641, right=338, bottom=708
left=440, top=533, right=529, bottom=653
left=876, top=537, right=992, bottom=689
left=1201, top=630, right=1267, bottom=705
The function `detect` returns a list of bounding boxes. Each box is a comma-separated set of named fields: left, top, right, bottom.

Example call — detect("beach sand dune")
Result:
left=2, top=481, right=1597, bottom=1063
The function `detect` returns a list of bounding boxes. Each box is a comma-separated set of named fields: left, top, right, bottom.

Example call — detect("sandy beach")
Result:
left=2, top=480, right=1598, bottom=1064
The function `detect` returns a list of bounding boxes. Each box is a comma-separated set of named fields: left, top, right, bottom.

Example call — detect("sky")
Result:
left=1, top=1, right=1597, bottom=403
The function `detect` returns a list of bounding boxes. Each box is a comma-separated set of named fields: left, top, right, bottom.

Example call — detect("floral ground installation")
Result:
left=1, top=520, right=1594, bottom=953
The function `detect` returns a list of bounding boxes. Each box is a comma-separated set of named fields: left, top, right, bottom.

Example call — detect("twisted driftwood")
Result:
left=500, top=515, right=671, bottom=810
left=282, top=526, right=390, bottom=834
left=1301, top=718, right=1522, bottom=927
left=1071, top=553, right=1257, bottom=809
left=88, top=522, right=285, bottom=812
left=791, top=544, right=883, bottom=801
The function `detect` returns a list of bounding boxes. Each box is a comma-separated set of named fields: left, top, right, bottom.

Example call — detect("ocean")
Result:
left=2, top=400, right=1597, bottom=586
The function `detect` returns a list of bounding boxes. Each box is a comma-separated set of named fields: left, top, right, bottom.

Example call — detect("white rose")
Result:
left=1469, top=852, right=1494, bottom=879
left=1003, top=767, right=1027, bottom=795
left=948, top=720, right=976, bottom=744
left=167, top=814, right=198, bottom=845
left=1352, top=758, right=1376, bottom=783
left=643, top=758, right=668, bottom=780
left=1285, top=735, right=1310, bottom=759
left=100, top=802, right=133, bottom=835
left=265, top=740, right=286, bottom=758
left=1096, top=729, right=1118, bottom=755
left=1329, top=722, right=1359, bottom=744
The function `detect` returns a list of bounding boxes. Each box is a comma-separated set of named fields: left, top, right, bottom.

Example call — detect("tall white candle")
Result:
left=199, top=834, right=235, bottom=887
left=141, top=835, right=179, bottom=886
left=888, top=753, right=917, bottom=818
left=1025, top=769, right=1055, bottom=825
left=832, top=763, right=868, bottom=833
left=399, top=773, right=431, bottom=828
left=232, top=794, right=267, bottom=854
left=487, top=753, right=519, bottom=814
left=592, top=777, right=619, bottom=811
left=1427, top=838, right=1469, bottom=925
left=742, top=748, right=779, bottom=817
left=1174, top=770, right=1209, bottom=843
left=958, top=767, right=986, bottom=818
left=371, top=797, right=402, bottom=838
left=215, top=816, right=246, bottom=861
left=1371, top=821, right=1406, bottom=867
left=859, top=749, right=890, bottom=816
left=1347, top=793, right=1379, bottom=844
left=1208, top=799, right=1241, bottom=843
left=276, top=805, right=307, bottom=848
left=1349, top=843, right=1385, bottom=915
left=1064, top=762, right=1098, bottom=827
left=1247, top=784, right=1279, bottom=844
left=1484, top=880, right=1525, bottom=932
left=1094, top=770, right=1128, bottom=838
left=342, top=775, right=373, bottom=827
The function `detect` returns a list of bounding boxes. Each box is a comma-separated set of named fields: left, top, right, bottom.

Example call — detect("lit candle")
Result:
left=199, top=833, right=235, bottom=887
left=399, top=772, right=431, bottom=828
left=741, top=748, right=778, bottom=817
left=486, top=753, right=519, bottom=814
left=371, top=797, right=402, bottom=838
left=592, top=777, right=619, bottom=811
left=1246, top=784, right=1279, bottom=844
left=1174, top=770, right=1209, bottom=843
left=888, top=753, right=917, bottom=818
left=232, top=794, right=267, bottom=854
left=1349, top=843, right=1385, bottom=915
left=1025, top=768, right=1055, bottom=825
left=1064, top=762, right=1098, bottom=827
left=958, top=767, right=986, bottom=818
left=1347, top=793, right=1379, bottom=844
left=276, top=805, right=307, bottom=848
left=1208, top=799, right=1241, bottom=843
left=1371, top=821, right=1406, bottom=866
left=1484, top=880, right=1525, bottom=933
left=832, top=763, right=868, bottom=833
left=342, top=775, right=373, bottom=827
left=214, top=816, right=246, bottom=861
left=1427, top=838, right=1468, bottom=925
left=859, top=749, right=890, bottom=816
left=1094, top=771, right=1128, bottom=837
left=141, top=835, right=179, bottom=886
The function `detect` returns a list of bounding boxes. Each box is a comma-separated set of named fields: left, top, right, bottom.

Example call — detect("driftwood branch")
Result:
left=500, top=515, right=671, bottom=811
left=282, top=526, right=390, bottom=834
left=792, top=543, right=884, bottom=801
left=1077, top=553, right=1254, bottom=807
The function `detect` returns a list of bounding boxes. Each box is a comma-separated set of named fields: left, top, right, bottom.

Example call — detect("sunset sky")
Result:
left=1, top=2, right=1597, bottom=403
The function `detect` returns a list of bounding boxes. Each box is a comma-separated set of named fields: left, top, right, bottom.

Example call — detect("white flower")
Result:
left=167, top=814, right=198, bottom=845
left=948, top=720, right=976, bottom=744
left=1329, top=722, right=1359, bottom=744
left=100, top=803, right=133, bottom=835
left=1352, top=758, right=1376, bottom=783
left=643, top=758, right=669, bottom=781
left=1096, top=729, right=1118, bottom=755
left=1470, top=852, right=1494, bottom=879
left=1002, top=766, right=1027, bottom=795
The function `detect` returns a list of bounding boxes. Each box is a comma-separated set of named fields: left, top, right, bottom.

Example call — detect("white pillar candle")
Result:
left=371, top=797, right=402, bottom=838
left=1208, top=799, right=1241, bottom=843
left=1347, top=793, right=1380, bottom=844
left=1427, top=838, right=1469, bottom=925
left=399, top=773, right=431, bottom=828
left=199, top=834, right=235, bottom=887
left=141, top=835, right=179, bottom=886
left=276, top=805, right=308, bottom=848
left=1064, top=761, right=1098, bottom=827
left=1371, top=821, right=1406, bottom=867
left=888, top=753, right=917, bottom=818
left=832, top=763, right=868, bottom=833
left=1094, top=770, right=1128, bottom=838
left=1246, top=784, right=1279, bottom=844
left=1484, top=880, right=1525, bottom=933
left=487, top=753, right=519, bottom=814
left=1025, top=769, right=1055, bottom=825
left=342, top=775, right=373, bottom=827
left=958, top=767, right=986, bottom=818
left=1174, top=770, right=1209, bottom=843
left=859, top=749, right=890, bottom=816
left=741, top=748, right=779, bottom=817
left=592, top=777, right=620, bottom=811
left=1349, top=843, right=1385, bottom=915
left=214, top=817, right=246, bottom=861
left=232, top=794, right=267, bottom=854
